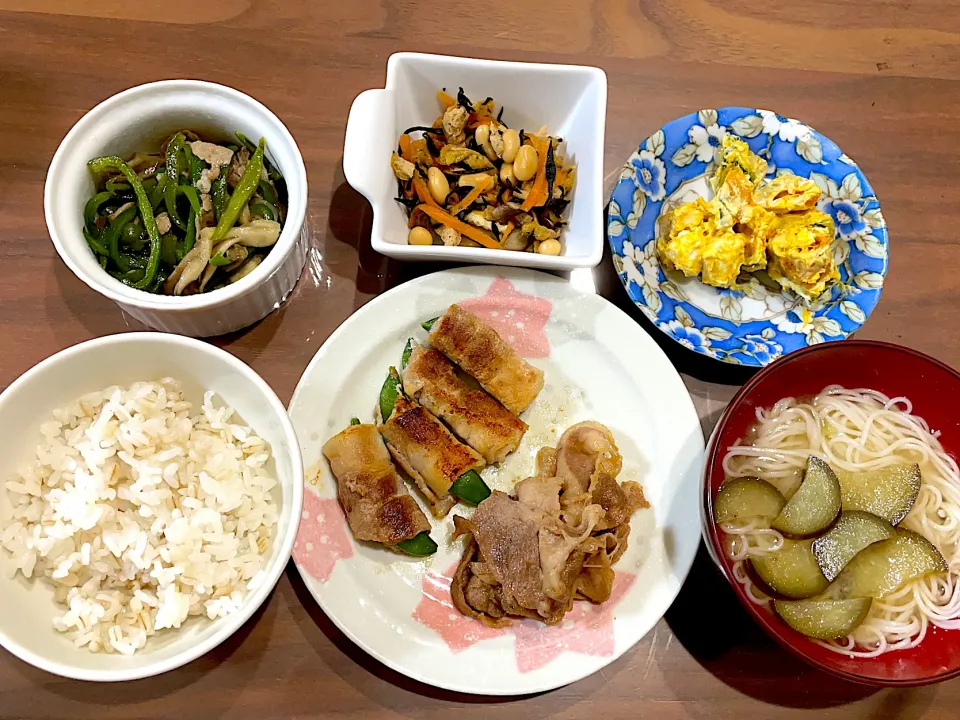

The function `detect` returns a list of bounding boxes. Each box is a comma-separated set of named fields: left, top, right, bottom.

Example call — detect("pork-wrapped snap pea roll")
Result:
left=401, top=341, right=527, bottom=464
left=376, top=369, right=490, bottom=518
left=322, top=421, right=436, bottom=556
left=424, top=304, right=544, bottom=415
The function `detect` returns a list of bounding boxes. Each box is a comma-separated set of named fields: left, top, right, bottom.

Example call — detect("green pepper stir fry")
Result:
left=83, top=131, right=287, bottom=295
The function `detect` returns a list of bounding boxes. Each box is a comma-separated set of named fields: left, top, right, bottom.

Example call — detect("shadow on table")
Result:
left=32, top=584, right=277, bottom=710
left=285, top=562, right=541, bottom=705
left=664, top=544, right=934, bottom=715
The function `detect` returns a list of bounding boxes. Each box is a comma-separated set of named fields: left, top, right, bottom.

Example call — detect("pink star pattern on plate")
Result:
left=411, top=561, right=507, bottom=653
left=293, top=492, right=354, bottom=583
left=512, top=572, right=636, bottom=673
left=460, top=277, right=552, bottom=358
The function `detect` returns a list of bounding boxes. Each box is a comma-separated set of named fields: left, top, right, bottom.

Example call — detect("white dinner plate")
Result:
left=288, top=266, right=704, bottom=695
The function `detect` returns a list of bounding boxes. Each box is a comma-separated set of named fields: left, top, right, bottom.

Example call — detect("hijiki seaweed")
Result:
left=389, top=88, right=576, bottom=254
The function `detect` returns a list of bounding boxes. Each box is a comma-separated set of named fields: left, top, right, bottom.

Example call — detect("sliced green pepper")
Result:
left=249, top=199, right=277, bottom=221
left=211, top=138, right=264, bottom=242
left=83, top=191, right=113, bottom=233
left=182, top=143, right=204, bottom=184
left=164, top=182, right=184, bottom=230
left=105, top=176, right=131, bottom=194
left=160, top=234, right=179, bottom=267
left=258, top=178, right=279, bottom=207
left=401, top=339, right=413, bottom=369
left=421, top=317, right=439, bottom=331
left=235, top=131, right=257, bottom=153
left=349, top=417, right=361, bottom=426
left=209, top=253, right=232, bottom=267
left=165, top=132, right=185, bottom=183
left=449, top=470, right=491, bottom=505
left=180, top=185, right=201, bottom=215
left=179, top=209, right=196, bottom=261
left=396, top=532, right=438, bottom=557
left=88, top=156, right=162, bottom=289
left=212, top=172, right=229, bottom=221
left=103, top=206, right=138, bottom=269
left=82, top=227, right=109, bottom=257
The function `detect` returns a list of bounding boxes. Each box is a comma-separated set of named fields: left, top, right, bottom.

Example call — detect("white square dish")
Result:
left=343, top=52, right=607, bottom=270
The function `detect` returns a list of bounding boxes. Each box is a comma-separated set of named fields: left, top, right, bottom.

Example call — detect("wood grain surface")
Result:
left=1, top=1, right=958, bottom=717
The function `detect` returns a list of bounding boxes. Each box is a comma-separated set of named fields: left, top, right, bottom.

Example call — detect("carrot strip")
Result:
left=437, top=91, right=456, bottom=108
left=502, top=220, right=515, bottom=241
left=449, top=176, right=494, bottom=215
left=521, top=137, right=550, bottom=211
left=412, top=174, right=440, bottom=209
left=417, top=204, right=501, bottom=250
left=399, top=134, right=413, bottom=162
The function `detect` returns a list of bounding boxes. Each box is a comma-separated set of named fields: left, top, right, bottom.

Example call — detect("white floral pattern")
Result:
left=607, top=107, right=887, bottom=366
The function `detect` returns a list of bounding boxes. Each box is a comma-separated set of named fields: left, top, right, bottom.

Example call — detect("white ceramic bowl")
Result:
left=0, top=333, right=303, bottom=681
left=343, top=52, right=607, bottom=270
left=45, top=81, right=308, bottom=337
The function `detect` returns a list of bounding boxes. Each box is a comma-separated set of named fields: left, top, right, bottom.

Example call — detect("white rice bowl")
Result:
left=0, top=333, right=302, bottom=681
left=1, top=379, right=278, bottom=656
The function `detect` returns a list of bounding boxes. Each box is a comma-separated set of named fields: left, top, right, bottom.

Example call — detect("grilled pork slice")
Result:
left=377, top=394, right=485, bottom=519
left=427, top=304, right=544, bottom=415
left=450, top=421, right=650, bottom=627
left=322, top=423, right=430, bottom=545
left=402, top=342, right=527, bottom=463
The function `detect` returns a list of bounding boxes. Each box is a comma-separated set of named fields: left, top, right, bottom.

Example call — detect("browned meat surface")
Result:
left=401, top=342, right=526, bottom=463
left=378, top=393, right=483, bottom=518
left=428, top=304, right=544, bottom=415
left=322, top=423, right=430, bottom=545
left=450, top=421, right=650, bottom=627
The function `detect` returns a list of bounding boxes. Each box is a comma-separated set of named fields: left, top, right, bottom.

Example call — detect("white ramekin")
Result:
left=343, top=52, right=607, bottom=270
left=0, top=332, right=303, bottom=681
left=45, top=81, right=308, bottom=337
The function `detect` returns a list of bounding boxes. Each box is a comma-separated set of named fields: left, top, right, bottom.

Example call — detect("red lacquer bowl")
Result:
left=702, top=340, right=960, bottom=686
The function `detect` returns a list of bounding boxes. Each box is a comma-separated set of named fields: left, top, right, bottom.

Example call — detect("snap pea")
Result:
left=396, top=532, right=438, bottom=557
left=88, top=156, right=161, bottom=289
left=449, top=471, right=491, bottom=505
left=211, top=138, right=264, bottom=242
left=379, top=368, right=402, bottom=421
left=349, top=417, right=361, bottom=426
left=83, top=191, right=113, bottom=234
left=165, top=132, right=185, bottom=183
left=421, top=317, right=439, bottom=331
left=401, top=339, right=413, bottom=369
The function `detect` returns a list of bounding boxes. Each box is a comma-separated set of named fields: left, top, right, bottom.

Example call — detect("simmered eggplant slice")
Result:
left=752, top=538, right=829, bottom=599
left=771, top=457, right=841, bottom=537
left=715, top=477, right=786, bottom=527
left=812, top=511, right=895, bottom=582
left=774, top=597, right=872, bottom=640
left=837, top=463, right=922, bottom=526
left=825, top=529, right=947, bottom=600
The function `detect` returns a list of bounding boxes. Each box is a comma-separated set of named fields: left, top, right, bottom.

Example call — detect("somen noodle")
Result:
left=721, top=386, right=960, bottom=657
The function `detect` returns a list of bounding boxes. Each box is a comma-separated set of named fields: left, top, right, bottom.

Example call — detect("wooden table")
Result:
left=1, top=1, right=959, bottom=717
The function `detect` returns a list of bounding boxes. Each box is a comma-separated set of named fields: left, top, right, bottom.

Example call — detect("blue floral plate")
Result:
left=607, top=107, right=888, bottom=367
